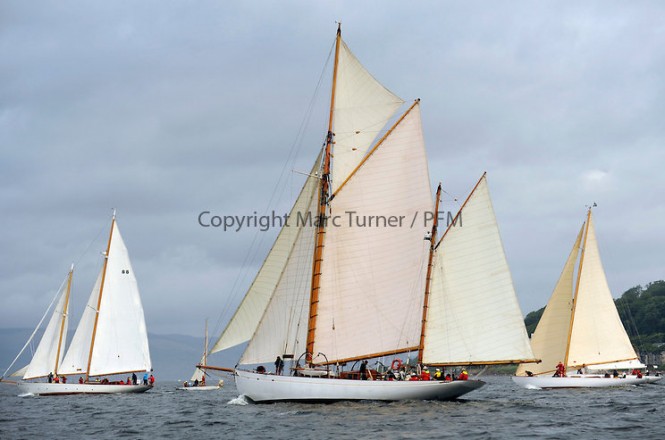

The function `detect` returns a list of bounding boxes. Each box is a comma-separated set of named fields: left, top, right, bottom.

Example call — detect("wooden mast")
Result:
left=417, top=183, right=442, bottom=364
left=85, top=211, right=116, bottom=380
left=306, top=24, right=341, bottom=363
left=563, top=208, right=592, bottom=369
left=54, top=264, right=73, bottom=374
left=204, top=319, right=208, bottom=367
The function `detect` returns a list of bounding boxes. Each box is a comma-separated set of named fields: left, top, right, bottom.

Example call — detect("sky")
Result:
left=1, top=1, right=664, bottom=340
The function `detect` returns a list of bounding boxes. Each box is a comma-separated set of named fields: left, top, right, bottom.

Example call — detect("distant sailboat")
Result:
left=179, top=320, right=223, bottom=391
left=1, top=213, right=153, bottom=396
left=201, top=25, right=537, bottom=402
left=513, top=208, right=660, bottom=388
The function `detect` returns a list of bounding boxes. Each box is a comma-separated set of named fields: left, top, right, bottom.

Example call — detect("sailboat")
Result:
left=178, top=320, right=223, bottom=391
left=201, top=25, right=537, bottom=402
left=1, top=213, right=153, bottom=396
left=513, top=208, right=660, bottom=389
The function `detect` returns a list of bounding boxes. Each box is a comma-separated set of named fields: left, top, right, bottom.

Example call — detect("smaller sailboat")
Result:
left=513, top=208, right=660, bottom=389
left=1, top=213, right=154, bottom=396
left=178, top=320, right=223, bottom=391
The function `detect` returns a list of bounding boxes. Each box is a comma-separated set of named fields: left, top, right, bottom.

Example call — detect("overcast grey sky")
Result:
left=2, top=1, right=663, bottom=339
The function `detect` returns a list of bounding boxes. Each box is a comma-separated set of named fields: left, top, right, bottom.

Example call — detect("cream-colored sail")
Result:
left=59, top=270, right=102, bottom=375
left=23, top=273, right=70, bottom=379
left=314, top=103, right=432, bottom=363
left=422, top=175, right=535, bottom=365
left=566, top=212, right=639, bottom=368
left=210, top=153, right=322, bottom=355
left=88, top=222, right=151, bottom=376
left=11, top=365, right=28, bottom=377
left=331, top=41, right=404, bottom=192
left=240, top=185, right=318, bottom=365
left=515, top=225, right=583, bottom=376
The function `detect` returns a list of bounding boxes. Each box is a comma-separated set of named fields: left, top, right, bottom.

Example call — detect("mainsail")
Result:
left=565, top=212, right=639, bottom=368
left=314, top=103, right=432, bottom=363
left=88, top=221, right=151, bottom=376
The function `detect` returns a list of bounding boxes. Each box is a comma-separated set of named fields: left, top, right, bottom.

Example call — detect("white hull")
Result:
left=235, top=369, right=484, bottom=402
left=512, top=375, right=647, bottom=389
left=626, top=375, right=662, bottom=384
left=17, top=382, right=152, bottom=396
left=177, top=385, right=222, bottom=391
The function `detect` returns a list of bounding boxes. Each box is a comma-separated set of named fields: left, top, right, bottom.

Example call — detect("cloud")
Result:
left=2, top=1, right=664, bottom=340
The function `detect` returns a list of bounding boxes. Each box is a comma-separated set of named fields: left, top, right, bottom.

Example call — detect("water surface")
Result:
left=0, top=376, right=662, bottom=439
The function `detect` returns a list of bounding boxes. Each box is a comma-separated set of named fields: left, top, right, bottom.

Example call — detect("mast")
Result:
left=563, top=207, right=592, bottom=368
left=54, top=264, right=73, bottom=374
left=85, top=211, right=116, bottom=380
left=204, top=319, right=208, bottom=366
left=417, top=183, right=442, bottom=364
left=306, top=23, right=341, bottom=362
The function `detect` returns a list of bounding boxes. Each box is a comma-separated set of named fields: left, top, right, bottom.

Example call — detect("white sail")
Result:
left=331, top=41, right=405, bottom=191
left=240, top=186, right=318, bottom=365
left=23, top=274, right=70, bottom=379
left=191, top=362, right=206, bottom=382
left=422, top=175, right=535, bottom=365
left=59, top=270, right=102, bottom=375
left=11, top=365, right=29, bottom=377
left=211, top=153, right=322, bottom=355
left=191, top=321, right=209, bottom=381
left=515, top=225, right=583, bottom=376
left=88, top=221, right=151, bottom=376
left=566, top=212, right=639, bottom=367
left=314, top=103, right=432, bottom=363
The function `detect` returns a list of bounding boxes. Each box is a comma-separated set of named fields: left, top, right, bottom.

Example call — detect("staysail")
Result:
left=210, top=152, right=322, bottom=359
left=59, top=271, right=102, bottom=375
left=515, top=225, right=583, bottom=376
left=422, top=174, right=536, bottom=365
left=22, top=268, right=72, bottom=379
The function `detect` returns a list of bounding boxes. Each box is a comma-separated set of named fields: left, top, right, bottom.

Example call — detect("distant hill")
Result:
left=524, top=280, right=665, bottom=354
left=0, top=329, right=243, bottom=381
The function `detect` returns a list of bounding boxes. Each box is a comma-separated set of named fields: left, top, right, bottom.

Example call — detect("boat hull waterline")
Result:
left=512, top=375, right=652, bottom=389
left=17, top=382, right=152, bottom=396
left=235, top=369, right=484, bottom=402
left=176, top=384, right=223, bottom=391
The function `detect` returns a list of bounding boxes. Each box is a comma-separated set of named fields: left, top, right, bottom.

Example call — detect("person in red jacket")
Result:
left=458, top=370, right=469, bottom=380
left=149, top=374, right=155, bottom=385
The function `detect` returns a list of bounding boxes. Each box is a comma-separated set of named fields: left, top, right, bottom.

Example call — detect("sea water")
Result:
left=0, top=376, right=662, bottom=439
